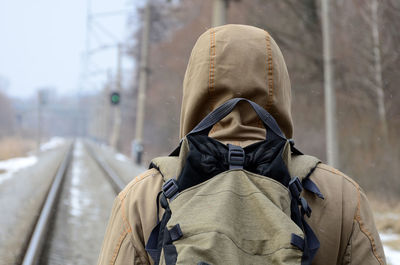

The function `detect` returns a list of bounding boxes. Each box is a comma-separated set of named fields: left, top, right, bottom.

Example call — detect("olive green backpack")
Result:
left=146, top=98, right=323, bottom=265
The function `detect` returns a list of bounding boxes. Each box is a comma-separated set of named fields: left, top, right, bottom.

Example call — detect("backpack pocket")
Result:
left=165, top=170, right=304, bottom=265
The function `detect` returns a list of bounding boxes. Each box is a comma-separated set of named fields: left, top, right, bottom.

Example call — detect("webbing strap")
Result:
left=291, top=234, right=305, bottom=251
left=303, top=178, right=324, bottom=199
left=188, top=98, right=286, bottom=140
left=145, top=195, right=173, bottom=265
left=146, top=184, right=181, bottom=265
left=169, top=224, right=183, bottom=242
left=163, top=226, right=178, bottom=265
left=146, top=222, right=161, bottom=264
left=301, top=219, right=320, bottom=264
left=289, top=176, right=320, bottom=265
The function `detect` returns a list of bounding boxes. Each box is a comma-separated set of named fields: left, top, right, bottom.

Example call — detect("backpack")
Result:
left=146, top=98, right=323, bottom=265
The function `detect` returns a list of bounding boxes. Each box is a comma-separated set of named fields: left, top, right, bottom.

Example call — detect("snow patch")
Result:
left=69, top=141, right=91, bottom=218
left=40, top=137, right=66, bottom=151
left=0, top=156, right=38, bottom=185
left=376, top=212, right=400, bottom=221
left=380, top=233, right=400, bottom=265
left=99, top=143, right=130, bottom=162
left=381, top=233, right=400, bottom=242
left=70, top=141, right=84, bottom=217
left=115, top=153, right=129, bottom=162
left=384, top=245, right=400, bottom=265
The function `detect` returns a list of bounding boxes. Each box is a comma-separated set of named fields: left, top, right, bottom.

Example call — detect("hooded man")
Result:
left=97, top=24, right=386, bottom=265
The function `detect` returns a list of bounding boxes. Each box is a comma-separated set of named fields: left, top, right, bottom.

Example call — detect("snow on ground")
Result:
left=69, top=141, right=91, bottom=218
left=115, top=153, right=130, bottom=162
left=40, top=137, right=66, bottom=151
left=99, top=142, right=131, bottom=162
left=380, top=233, right=400, bottom=265
left=0, top=137, right=65, bottom=184
left=384, top=246, right=400, bottom=265
left=0, top=156, right=38, bottom=185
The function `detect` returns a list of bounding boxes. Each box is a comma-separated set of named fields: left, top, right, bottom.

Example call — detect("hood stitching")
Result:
left=266, top=33, right=274, bottom=110
left=209, top=28, right=218, bottom=134
left=208, top=28, right=216, bottom=98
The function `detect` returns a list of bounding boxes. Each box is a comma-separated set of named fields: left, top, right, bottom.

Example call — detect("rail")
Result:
left=21, top=143, right=74, bottom=265
left=85, top=142, right=126, bottom=194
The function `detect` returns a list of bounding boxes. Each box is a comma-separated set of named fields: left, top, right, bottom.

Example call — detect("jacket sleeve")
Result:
left=97, top=169, right=163, bottom=265
left=342, top=188, right=386, bottom=265
left=97, top=196, right=149, bottom=265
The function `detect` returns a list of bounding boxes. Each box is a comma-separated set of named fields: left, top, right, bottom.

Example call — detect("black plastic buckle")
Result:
left=227, top=144, right=245, bottom=170
left=162, top=179, right=179, bottom=200
left=289, top=176, right=303, bottom=199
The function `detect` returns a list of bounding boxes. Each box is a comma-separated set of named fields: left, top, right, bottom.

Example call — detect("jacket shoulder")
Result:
left=310, top=163, right=361, bottom=220
left=97, top=168, right=164, bottom=265
left=313, top=163, right=362, bottom=196
left=118, top=168, right=163, bottom=201
left=308, top=163, right=385, bottom=265
left=117, top=168, right=164, bottom=264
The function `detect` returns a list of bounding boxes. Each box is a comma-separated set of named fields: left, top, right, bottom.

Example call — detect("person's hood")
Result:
left=179, top=24, right=293, bottom=145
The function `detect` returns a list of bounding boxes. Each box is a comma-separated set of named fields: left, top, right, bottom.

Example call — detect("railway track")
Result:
left=17, top=140, right=129, bottom=265
left=21, top=143, right=74, bottom=265
left=85, top=142, right=125, bottom=194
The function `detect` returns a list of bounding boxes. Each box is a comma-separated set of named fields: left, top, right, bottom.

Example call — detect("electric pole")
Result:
left=321, top=0, right=339, bottom=167
left=37, top=91, right=42, bottom=153
left=212, top=0, right=228, bottom=26
left=134, top=0, right=151, bottom=164
left=370, top=0, right=388, bottom=139
left=110, top=44, right=123, bottom=149
left=101, top=70, right=112, bottom=142
left=36, top=89, right=48, bottom=153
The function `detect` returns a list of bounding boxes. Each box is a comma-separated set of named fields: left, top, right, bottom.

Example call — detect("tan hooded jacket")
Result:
left=97, top=24, right=386, bottom=265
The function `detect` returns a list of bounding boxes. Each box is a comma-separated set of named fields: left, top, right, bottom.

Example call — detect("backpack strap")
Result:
left=146, top=139, right=190, bottom=265
left=282, top=143, right=323, bottom=264
left=288, top=176, right=321, bottom=265
left=283, top=143, right=324, bottom=199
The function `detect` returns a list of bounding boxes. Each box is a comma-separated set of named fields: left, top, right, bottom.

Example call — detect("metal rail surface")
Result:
left=21, top=143, right=74, bottom=265
left=85, top=142, right=126, bottom=194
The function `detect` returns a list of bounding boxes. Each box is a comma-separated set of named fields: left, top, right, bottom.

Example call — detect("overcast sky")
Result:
left=0, top=0, right=136, bottom=99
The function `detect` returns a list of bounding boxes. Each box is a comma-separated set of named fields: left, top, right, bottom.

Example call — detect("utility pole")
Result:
left=101, top=71, right=112, bottom=142
left=370, top=0, right=388, bottom=139
left=85, top=0, right=91, bottom=73
left=83, top=0, right=130, bottom=145
left=36, top=89, right=48, bottom=153
left=212, top=0, right=228, bottom=26
left=321, top=0, right=339, bottom=168
left=110, top=44, right=123, bottom=149
left=36, top=91, right=42, bottom=153
left=134, top=0, right=151, bottom=164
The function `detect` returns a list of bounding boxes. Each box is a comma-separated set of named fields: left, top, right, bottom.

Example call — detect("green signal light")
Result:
left=110, top=92, right=120, bottom=105
left=112, top=94, right=119, bottom=102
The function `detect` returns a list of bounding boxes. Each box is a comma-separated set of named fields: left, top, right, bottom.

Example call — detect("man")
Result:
left=97, top=24, right=386, bottom=265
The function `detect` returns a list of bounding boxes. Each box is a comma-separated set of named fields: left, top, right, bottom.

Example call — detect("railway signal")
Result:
left=110, top=91, right=120, bottom=105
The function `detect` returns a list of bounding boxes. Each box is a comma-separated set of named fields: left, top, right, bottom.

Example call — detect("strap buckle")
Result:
left=162, top=179, right=179, bottom=200
left=228, top=144, right=245, bottom=170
